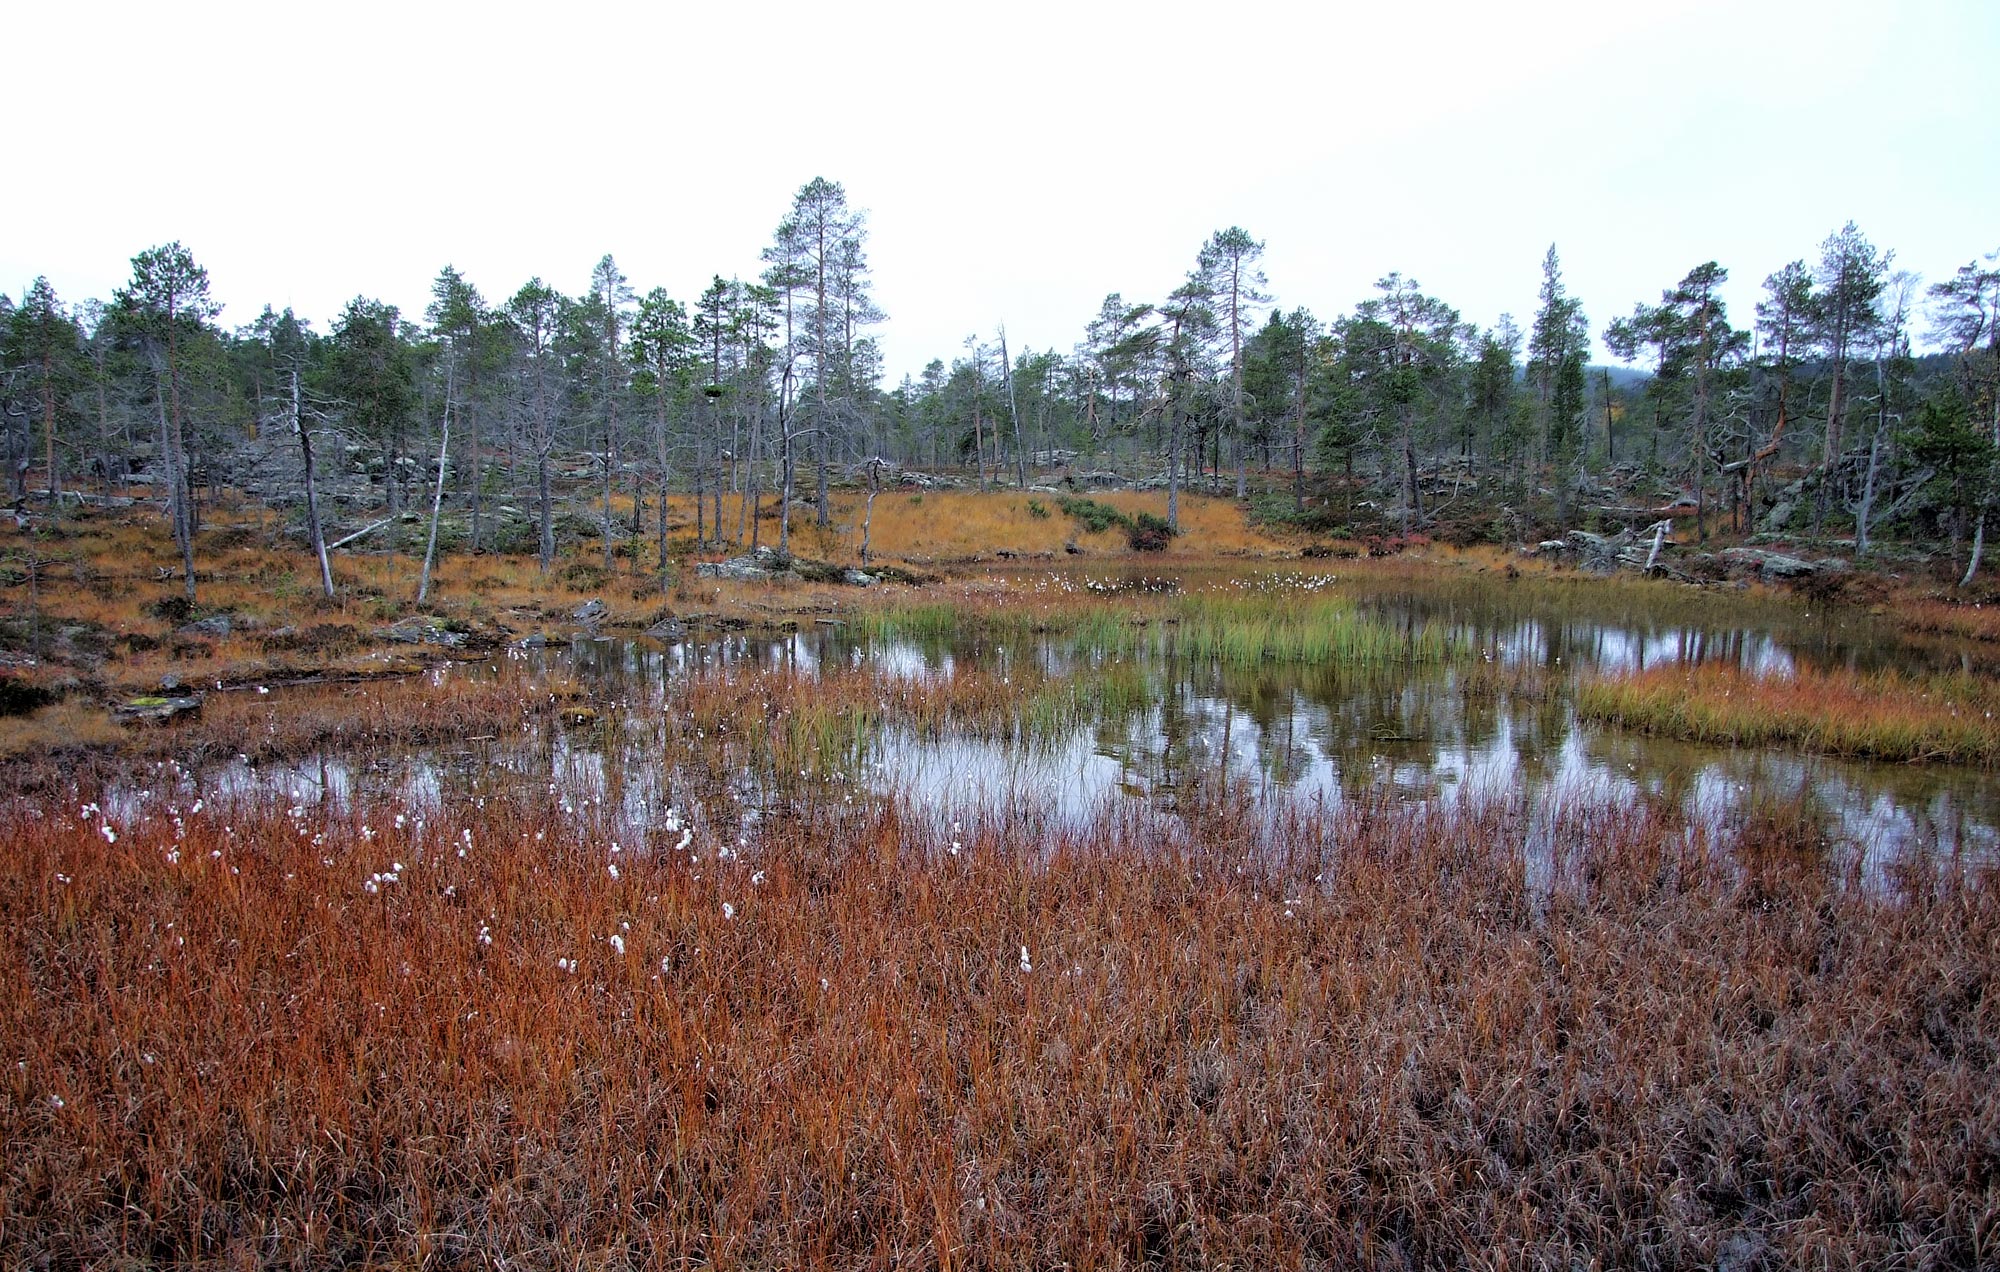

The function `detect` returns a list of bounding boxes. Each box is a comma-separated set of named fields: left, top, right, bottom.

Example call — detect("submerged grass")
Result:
left=1578, top=662, right=2000, bottom=765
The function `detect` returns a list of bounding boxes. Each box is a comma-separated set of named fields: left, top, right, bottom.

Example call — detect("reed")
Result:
left=1578, top=662, right=2000, bottom=765
left=858, top=582, right=1462, bottom=668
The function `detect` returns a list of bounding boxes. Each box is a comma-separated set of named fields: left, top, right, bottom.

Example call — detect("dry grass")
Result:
left=3, top=639, right=1998, bottom=1268
left=4, top=774, right=1996, bottom=1267
left=0, top=700, right=126, bottom=763
left=799, top=488, right=1292, bottom=563
left=1897, top=597, right=2000, bottom=645
left=1578, top=663, right=2000, bottom=766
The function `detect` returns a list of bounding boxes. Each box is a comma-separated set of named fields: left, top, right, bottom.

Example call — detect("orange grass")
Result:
left=1578, top=662, right=2000, bottom=766
left=1897, top=596, right=2000, bottom=645
left=795, top=488, right=1292, bottom=563
left=4, top=755, right=1998, bottom=1265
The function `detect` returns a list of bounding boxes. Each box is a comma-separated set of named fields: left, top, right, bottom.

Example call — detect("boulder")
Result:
left=1563, top=528, right=1633, bottom=571
left=695, top=546, right=795, bottom=582
left=178, top=614, right=232, bottom=638
left=383, top=617, right=468, bottom=649
left=115, top=694, right=203, bottom=725
left=1720, top=547, right=1821, bottom=579
left=572, top=598, right=608, bottom=626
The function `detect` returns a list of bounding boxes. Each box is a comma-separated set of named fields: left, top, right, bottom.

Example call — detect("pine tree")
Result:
left=5, top=277, right=83, bottom=503
left=630, top=287, right=695, bottom=587
left=1925, top=250, right=2000, bottom=581
left=1195, top=228, right=1270, bottom=498
left=1527, top=245, right=1589, bottom=521
left=121, top=242, right=219, bottom=603
left=1809, top=222, right=1888, bottom=531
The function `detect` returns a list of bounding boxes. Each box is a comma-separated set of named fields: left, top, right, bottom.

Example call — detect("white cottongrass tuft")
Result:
left=1019, top=946, right=1033, bottom=973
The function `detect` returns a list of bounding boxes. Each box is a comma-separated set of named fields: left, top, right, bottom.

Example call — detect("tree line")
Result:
left=5, top=178, right=1998, bottom=588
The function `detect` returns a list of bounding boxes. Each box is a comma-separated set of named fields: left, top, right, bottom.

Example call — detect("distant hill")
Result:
left=1594, top=364, right=1651, bottom=390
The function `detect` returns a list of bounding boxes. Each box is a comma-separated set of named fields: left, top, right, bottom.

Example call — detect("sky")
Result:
left=8, top=0, right=1997, bottom=381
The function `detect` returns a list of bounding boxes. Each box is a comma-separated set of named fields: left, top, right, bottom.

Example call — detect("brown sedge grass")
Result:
left=3, top=750, right=1995, bottom=1267
left=1578, top=661, right=2000, bottom=765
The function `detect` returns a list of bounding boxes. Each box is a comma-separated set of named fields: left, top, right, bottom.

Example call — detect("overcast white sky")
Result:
left=8, top=1, right=1996, bottom=380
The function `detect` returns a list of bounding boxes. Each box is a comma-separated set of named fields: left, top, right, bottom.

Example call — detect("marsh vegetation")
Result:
left=4, top=550, right=2000, bottom=1266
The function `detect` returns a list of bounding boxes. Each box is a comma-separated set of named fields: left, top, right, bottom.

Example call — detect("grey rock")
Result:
left=115, top=694, right=203, bottom=724
left=646, top=617, right=689, bottom=641
left=842, top=570, right=878, bottom=587
left=178, top=615, right=232, bottom=638
left=1564, top=528, right=1633, bottom=571
left=572, top=598, right=608, bottom=625
left=383, top=617, right=468, bottom=649
left=1720, top=547, right=1820, bottom=579
left=695, top=547, right=795, bottom=582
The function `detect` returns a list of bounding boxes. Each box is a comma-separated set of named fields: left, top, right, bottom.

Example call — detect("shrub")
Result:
left=148, top=595, right=195, bottom=624
left=1246, top=491, right=1354, bottom=535
left=1057, top=496, right=1130, bottom=535
left=484, top=518, right=542, bottom=556
left=1128, top=512, right=1176, bottom=552
left=559, top=560, right=611, bottom=590
left=0, top=675, right=55, bottom=716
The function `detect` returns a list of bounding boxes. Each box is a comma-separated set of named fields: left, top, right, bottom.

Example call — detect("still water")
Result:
left=211, top=572, right=2000, bottom=872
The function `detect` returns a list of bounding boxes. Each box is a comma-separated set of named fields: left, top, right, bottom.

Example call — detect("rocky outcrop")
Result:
left=693, top=547, right=884, bottom=587
left=1717, top=547, right=1840, bottom=580
left=696, top=547, right=795, bottom=582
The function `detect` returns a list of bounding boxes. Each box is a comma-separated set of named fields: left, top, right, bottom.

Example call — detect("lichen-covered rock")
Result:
left=115, top=694, right=202, bottom=724
left=695, top=546, right=794, bottom=582
left=382, top=617, right=467, bottom=649
left=1720, top=547, right=1821, bottom=579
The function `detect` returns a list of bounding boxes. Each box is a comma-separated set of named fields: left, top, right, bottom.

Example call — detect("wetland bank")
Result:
left=5, top=539, right=1999, bottom=1268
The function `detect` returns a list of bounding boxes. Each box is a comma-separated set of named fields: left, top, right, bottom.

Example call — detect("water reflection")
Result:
left=191, top=582, right=1998, bottom=876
